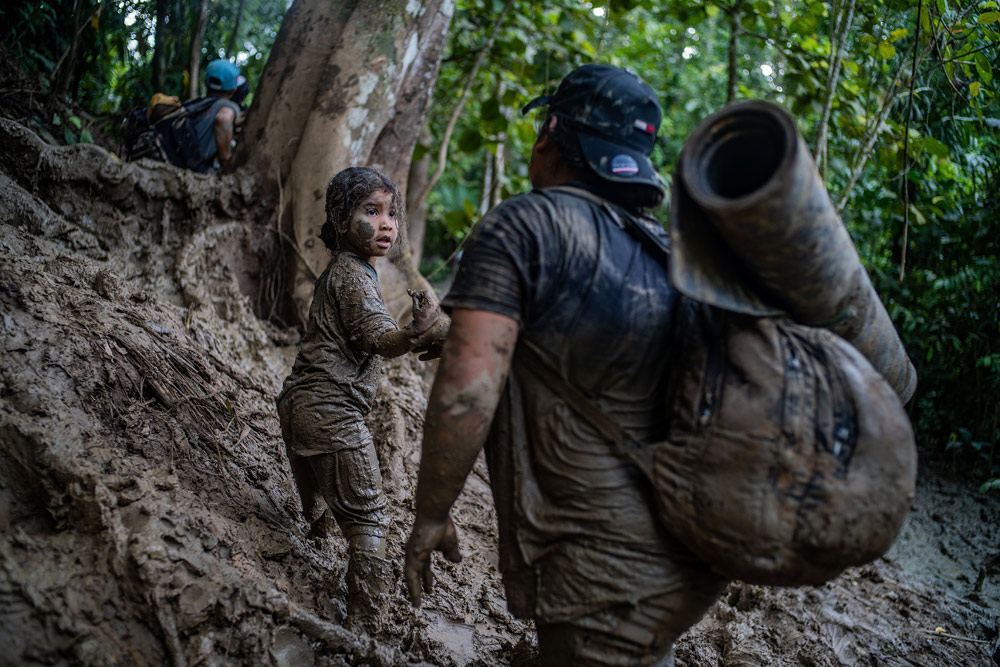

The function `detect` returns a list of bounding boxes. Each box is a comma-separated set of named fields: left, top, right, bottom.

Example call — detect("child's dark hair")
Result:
left=540, top=113, right=664, bottom=211
left=320, top=167, right=405, bottom=252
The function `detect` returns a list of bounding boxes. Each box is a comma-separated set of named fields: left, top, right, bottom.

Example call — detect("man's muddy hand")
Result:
left=404, top=513, right=461, bottom=607
left=407, top=289, right=441, bottom=335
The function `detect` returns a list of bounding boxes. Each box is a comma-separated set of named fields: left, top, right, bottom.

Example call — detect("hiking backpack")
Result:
left=121, top=96, right=217, bottom=173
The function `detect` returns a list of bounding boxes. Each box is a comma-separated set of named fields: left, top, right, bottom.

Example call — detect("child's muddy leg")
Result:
left=310, top=441, right=392, bottom=631
left=276, top=396, right=336, bottom=539
left=289, top=455, right=335, bottom=539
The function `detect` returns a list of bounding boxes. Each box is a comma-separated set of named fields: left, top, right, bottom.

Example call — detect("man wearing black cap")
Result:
left=404, top=64, right=726, bottom=665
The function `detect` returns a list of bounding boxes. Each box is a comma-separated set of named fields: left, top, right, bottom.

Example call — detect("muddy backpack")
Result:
left=519, top=187, right=918, bottom=587
left=121, top=94, right=216, bottom=173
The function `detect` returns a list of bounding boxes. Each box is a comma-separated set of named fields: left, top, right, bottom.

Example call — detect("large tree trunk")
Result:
left=152, top=0, right=168, bottom=93
left=231, top=0, right=454, bottom=324
left=225, top=0, right=247, bottom=58
left=49, top=0, right=88, bottom=103
left=187, top=0, right=211, bottom=100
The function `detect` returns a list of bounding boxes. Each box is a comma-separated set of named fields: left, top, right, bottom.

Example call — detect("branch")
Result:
left=815, top=0, right=856, bottom=176
left=415, top=0, right=515, bottom=205
left=899, top=0, right=924, bottom=284
left=725, top=0, right=745, bottom=104
left=836, top=23, right=937, bottom=212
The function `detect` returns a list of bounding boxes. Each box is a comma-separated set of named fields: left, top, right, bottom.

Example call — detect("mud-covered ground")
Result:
left=0, top=115, right=998, bottom=666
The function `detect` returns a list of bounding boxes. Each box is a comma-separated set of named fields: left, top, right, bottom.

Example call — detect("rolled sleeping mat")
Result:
left=669, top=99, right=917, bottom=403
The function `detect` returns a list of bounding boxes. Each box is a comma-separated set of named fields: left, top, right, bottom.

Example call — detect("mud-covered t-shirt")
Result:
left=278, top=251, right=397, bottom=456
left=443, top=186, right=705, bottom=623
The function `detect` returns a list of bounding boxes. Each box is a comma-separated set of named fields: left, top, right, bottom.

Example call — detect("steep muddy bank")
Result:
left=0, top=120, right=998, bottom=666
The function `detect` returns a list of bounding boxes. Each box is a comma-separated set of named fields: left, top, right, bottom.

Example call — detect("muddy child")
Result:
left=277, top=166, right=439, bottom=626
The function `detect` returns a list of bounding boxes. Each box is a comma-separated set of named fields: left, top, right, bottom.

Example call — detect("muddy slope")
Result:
left=1, top=119, right=998, bottom=666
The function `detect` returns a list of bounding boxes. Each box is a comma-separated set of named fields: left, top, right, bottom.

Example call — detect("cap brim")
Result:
left=577, top=132, right=664, bottom=191
left=521, top=95, right=551, bottom=115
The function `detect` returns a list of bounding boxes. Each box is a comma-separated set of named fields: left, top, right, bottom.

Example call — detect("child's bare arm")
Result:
left=367, top=290, right=441, bottom=358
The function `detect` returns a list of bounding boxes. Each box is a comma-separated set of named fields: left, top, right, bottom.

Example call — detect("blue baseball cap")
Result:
left=205, top=60, right=240, bottom=92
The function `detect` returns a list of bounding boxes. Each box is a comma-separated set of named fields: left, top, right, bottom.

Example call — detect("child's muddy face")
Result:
left=342, top=189, right=398, bottom=264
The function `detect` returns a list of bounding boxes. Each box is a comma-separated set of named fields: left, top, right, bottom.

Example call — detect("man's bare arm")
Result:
left=405, top=308, right=519, bottom=605
left=214, top=105, right=236, bottom=166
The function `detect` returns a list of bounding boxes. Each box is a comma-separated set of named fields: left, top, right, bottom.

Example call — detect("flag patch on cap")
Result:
left=610, top=154, right=640, bottom=176
left=633, top=119, right=655, bottom=134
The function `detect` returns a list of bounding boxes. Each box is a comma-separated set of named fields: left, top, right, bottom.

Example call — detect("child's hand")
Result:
left=410, top=317, right=450, bottom=360
left=408, top=289, right=441, bottom=335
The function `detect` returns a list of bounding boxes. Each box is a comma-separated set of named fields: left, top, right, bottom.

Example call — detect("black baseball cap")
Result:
left=522, top=64, right=663, bottom=191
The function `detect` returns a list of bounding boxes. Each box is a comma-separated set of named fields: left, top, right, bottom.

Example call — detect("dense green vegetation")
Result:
left=1, top=0, right=997, bottom=487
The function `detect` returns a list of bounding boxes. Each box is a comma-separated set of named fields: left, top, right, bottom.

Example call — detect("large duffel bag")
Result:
left=652, top=298, right=917, bottom=585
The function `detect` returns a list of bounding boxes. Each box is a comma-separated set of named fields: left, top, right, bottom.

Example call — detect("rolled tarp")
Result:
left=669, top=99, right=917, bottom=403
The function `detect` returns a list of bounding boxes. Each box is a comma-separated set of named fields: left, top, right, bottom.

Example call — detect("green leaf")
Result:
left=975, top=52, right=993, bottom=83
left=936, top=0, right=948, bottom=14
left=481, top=98, right=501, bottom=121
left=888, top=28, right=909, bottom=43
left=922, top=136, right=950, bottom=157
left=877, top=41, right=897, bottom=59
left=412, top=142, right=430, bottom=161
left=980, top=478, right=1000, bottom=493
left=68, top=115, right=82, bottom=129
left=79, top=129, right=93, bottom=144
left=944, top=45, right=956, bottom=80
left=457, top=128, right=481, bottom=152
left=444, top=209, right=469, bottom=234
left=970, top=80, right=982, bottom=97
left=63, top=127, right=77, bottom=145
left=978, top=11, right=999, bottom=24
left=705, top=4, right=720, bottom=18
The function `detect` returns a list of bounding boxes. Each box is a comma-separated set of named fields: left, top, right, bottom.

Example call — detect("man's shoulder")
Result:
left=485, top=187, right=598, bottom=228
left=210, top=98, right=240, bottom=118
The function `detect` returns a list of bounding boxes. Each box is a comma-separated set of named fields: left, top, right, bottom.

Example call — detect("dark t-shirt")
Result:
left=443, top=186, right=703, bottom=622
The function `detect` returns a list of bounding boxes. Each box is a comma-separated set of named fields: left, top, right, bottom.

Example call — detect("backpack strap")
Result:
left=544, top=185, right=671, bottom=269
left=514, top=337, right=656, bottom=474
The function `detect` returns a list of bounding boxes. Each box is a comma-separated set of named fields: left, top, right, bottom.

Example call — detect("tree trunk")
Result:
left=814, top=0, right=856, bottom=177
left=404, top=124, right=433, bottom=267
left=231, top=0, right=455, bottom=324
left=225, top=0, right=248, bottom=58
left=152, top=0, right=168, bottom=93
left=50, top=0, right=87, bottom=103
left=187, top=0, right=211, bottom=100
left=726, top=0, right=744, bottom=104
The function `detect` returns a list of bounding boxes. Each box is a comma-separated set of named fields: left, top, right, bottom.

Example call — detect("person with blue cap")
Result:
left=187, top=59, right=243, bottom=171
left=404, top=64, right=726, bottom=665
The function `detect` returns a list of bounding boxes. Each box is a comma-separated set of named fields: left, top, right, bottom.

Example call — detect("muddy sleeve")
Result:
left=443, top=194, right=560, bottom=323
left=335, top=267, right=402, bottom=355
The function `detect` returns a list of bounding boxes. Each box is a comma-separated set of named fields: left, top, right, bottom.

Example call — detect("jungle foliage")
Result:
left=1, top=0, right=997, bottom=485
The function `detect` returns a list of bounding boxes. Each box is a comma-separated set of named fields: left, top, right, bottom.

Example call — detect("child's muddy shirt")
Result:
left=277, top=251, right=397, bottom=456
left=443, top=186, right=709, bottom=623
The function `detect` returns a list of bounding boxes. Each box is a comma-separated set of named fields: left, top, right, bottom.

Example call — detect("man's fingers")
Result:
left=405, top=556, right=424, bottom=607
left=441, top=528, right=462, bottom=563
left=422, top=562, right=434, bottom=594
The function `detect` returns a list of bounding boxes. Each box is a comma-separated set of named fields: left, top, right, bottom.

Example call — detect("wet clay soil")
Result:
left=0, top=122, right=998, bottom=666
